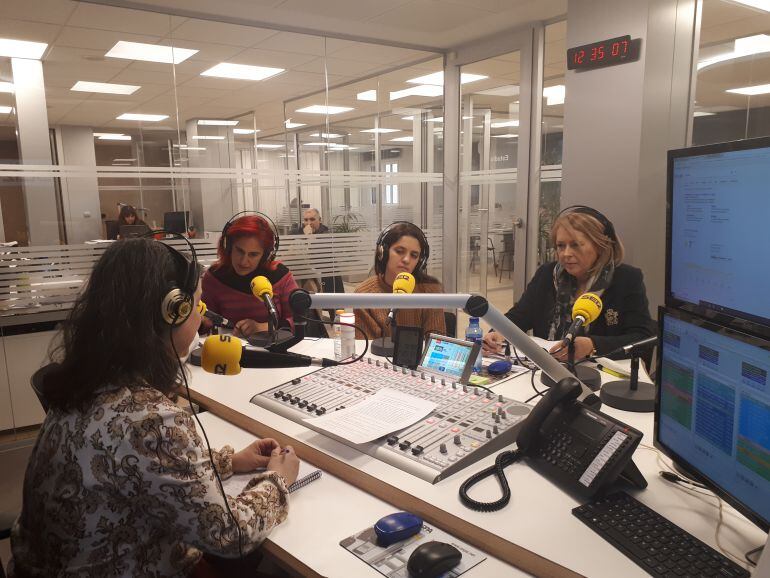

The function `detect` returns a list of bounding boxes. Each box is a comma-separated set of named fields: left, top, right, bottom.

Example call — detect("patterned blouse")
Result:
left=9, top=385, right=289, bottom=577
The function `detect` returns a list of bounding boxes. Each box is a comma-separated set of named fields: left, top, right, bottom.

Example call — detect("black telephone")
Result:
left=460, top=377, right=646, bottom=511
left=517, top=378, right=646, bottom=497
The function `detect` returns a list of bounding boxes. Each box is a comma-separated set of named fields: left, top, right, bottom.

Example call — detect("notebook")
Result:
left=222, top=461, right=322, bottom=496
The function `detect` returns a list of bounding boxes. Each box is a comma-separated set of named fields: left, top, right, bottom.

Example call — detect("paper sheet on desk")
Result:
left=304, top=388, right=436, bottom=444
left=222, top=460, right=319, bottom=496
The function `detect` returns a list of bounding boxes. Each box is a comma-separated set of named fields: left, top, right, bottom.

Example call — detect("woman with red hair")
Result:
left=201, top=214, right=298, bottom=338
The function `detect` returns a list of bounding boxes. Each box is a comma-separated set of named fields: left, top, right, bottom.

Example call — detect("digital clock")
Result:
left=567, top=35, right=641, bottom=71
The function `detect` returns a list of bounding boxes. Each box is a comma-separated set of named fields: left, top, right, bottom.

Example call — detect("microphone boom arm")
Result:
left=289, top=290, right=592, bottom=399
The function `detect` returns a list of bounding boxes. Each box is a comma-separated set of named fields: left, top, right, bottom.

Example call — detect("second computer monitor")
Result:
left=654, top=307, right=770, bottom=532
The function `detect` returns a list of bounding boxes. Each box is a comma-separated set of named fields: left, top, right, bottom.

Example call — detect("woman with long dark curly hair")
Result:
left=9, top=239, right=298, bottom=577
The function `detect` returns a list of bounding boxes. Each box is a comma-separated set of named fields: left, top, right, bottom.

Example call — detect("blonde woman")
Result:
left=484, top=206, right=654, bottom=361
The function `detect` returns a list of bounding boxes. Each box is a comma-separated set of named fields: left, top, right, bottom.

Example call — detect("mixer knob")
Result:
left=441, top=378, right=446, bottom=386
left=431, top=375, right=436, bottom=383
left=498, top=394, right=504, bottom=403
left=376, top=359, right=381, bottom=366
left=462, top=384, right=468, bottom=393
left=486, top=391, right=493, bottom=399
left=411, top=369, right=417, bottom=377
left=420, top=372, right=426, bottom=379
left=291, top=378, right=302, bottom=385
left=273, top=390, right=283, bottom=398
left=298, top=400, right=308, bottom=409
left=399, top=441, right=411, bottom=450
left=486, top=430, right=492, bottom=439
left=494, top=413, right=500, bottom=423
left=386, top=436, right=399, bottom=446
left=411, top=445, right=424, bottom=456
left=493, top=426, right=499, bottom=435
left=402, top=367, right=408, bottom=375
left=439, top=443, right=448, bottom=454
left=454, top=435, right=461, bottom=445
left=474, top=387, right=480, bottom=395
left=367, top=358, right=373, bottom=364
left=497, top=406, right=504, bottom=416
left=316, top=408, right=326, bottom=415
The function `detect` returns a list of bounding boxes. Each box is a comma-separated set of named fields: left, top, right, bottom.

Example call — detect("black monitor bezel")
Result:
left=666, top=136, right=770, bottom=340
left=654, top=306, right=770, bottom=532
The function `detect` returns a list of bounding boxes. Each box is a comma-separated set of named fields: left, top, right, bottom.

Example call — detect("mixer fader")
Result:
left=251, top=357, right=531, bottom=483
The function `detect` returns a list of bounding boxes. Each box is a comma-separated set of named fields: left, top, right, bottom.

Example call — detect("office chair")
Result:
left=498, top=232, right=515, bottom=281
left=31, top=363, right=59, bottom=413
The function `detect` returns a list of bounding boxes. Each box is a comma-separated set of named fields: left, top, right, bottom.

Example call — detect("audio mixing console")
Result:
left=251, top=357, right=532, bottom=483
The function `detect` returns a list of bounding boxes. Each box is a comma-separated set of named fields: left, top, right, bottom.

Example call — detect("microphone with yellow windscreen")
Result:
left=563, top=292, right=603, bottom=345
left=201, top=334, right=242, bottom=375
left=250, top=275, right=279, bottom=327
left=392, top=272, right=416, bottom=294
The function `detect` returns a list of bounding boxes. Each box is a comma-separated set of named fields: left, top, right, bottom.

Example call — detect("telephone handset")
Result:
left=459, top=377, right=646, bottom=511
left=517, top=377, right=646, bottom=497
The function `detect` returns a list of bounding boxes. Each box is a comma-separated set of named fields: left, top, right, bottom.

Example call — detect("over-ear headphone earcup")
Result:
left=376, top=244, right=384, bottom=261
left=162, top=287, right=193, bottom=326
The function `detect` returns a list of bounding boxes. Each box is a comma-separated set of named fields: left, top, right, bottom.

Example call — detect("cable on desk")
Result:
left=458, top=449, right=521, bottom=512
left=298, top=315, right=369, bottom=365
left=745, top=545, right=763, bottom=567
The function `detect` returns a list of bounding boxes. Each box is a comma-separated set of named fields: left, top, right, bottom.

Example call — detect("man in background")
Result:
left=301, top=208, right=328, bottom=235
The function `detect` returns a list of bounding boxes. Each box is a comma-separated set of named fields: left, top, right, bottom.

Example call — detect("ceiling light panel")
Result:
left=190, top=135, right=225, bottom=140
left=106, top=41, right=197, bottom=64
left=390, top=85, right=443, bottom=101
left=99, top=134, right=132, bottom=140
left=357, top=90, right=377, bottom=101
left=116, top=113, right=169, bottom=122
left=543, top=85, right=566, bottom=105
left=728, top=0, right=770, bottom=12
left=71, top=81, right=140, bottom=95
left=477, top=84, right=520, bottom=97
left=406, top=71, right=488, bottom=85
left=285, top=121, right=306, bottom=128
left=0, top=106, right=15, bottom=114
left=0, top=38, right=47, bottom=59
left=698, top=34, right=770, bottom=70
left=360, top=128, right=400, bottom=133
left=94, top=132, right=126, bottom=138
left=198, top=119, right=239, bottom=126
left=233, top=128, right=258, bottom=134
left=726, top=83, right=770, bottom=95
left=0, top=82, right=14, bottom=93
left=256, top=144, right=283, bottom=149
left=295, top=105, right=354, bottom=115
left=491, top=120, right=519, bottom=128
left=309, top=133, right=343, bottom=138
left=390, top=136, right=414, bottom=142
left=201, top=63, right=285, bottom=81
left=491, top=134, right=518, bottom=139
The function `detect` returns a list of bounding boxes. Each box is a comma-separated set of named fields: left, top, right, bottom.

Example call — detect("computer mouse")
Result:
left=407, top=540, right=462, bottom=578
left=487, top=359, right=513, bottom=376
left=374, top=511, right=423, bottom=546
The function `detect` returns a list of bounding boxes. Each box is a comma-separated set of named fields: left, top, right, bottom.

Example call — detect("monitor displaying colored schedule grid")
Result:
left=418, top=334, right=479, bottom=384
left=655, top=308, right=770, bottom=531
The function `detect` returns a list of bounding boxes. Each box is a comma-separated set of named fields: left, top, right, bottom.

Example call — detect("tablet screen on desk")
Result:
left=418, top=334, right=477, bottom=384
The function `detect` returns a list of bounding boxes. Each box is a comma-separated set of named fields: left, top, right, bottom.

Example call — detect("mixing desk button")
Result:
left=457, top=450, right=466, bottom=457
left=451, top=427, right=460, bottom=433
left=437, top=423, right=447, bottom=428
left=471, top=441, right=480, bottom=448
left=495, top=402, right=503, bottom=407
left=448, top=456, right=458, bottom=462
left=425, top=418, right=435, bottom=424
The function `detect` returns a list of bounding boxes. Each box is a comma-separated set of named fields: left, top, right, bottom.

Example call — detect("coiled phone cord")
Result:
left=458, top=449, right=522, bottom=512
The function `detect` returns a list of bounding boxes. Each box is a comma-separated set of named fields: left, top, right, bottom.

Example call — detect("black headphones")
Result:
left=221, top=211, right=280, bottom=265
left=557, top=205, right=618, bottom=244
left=142, top=231, right=199, bottom=326
left=375, top=221, right=430, bottom=276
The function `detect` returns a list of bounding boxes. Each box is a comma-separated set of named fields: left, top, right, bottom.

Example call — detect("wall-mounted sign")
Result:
left=567, top=35, right=642, bottom=71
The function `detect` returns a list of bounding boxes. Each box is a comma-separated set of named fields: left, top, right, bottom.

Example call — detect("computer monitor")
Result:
left=418, top=334, right=480, bottom=385
left=654, top=307, right=770, bottom=532
left=667, top=136, right=770, bottom=335
left=163, top=211, right=190, bottom=234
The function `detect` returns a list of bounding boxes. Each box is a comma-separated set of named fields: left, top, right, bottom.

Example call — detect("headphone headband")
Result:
left=221, top=211, right=280, bottom=264
left=375, top=221, right=430, bottom=276
left=557, top=205, right=617, bottom=244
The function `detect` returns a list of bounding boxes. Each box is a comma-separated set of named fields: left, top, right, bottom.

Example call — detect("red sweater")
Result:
left=201, top=265, right=299, bottom=328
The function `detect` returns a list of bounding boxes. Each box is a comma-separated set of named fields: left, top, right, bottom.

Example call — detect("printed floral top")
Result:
left=9, top=385, right=289, bottom=577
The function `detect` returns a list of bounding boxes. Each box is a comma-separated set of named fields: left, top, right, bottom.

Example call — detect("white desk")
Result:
left=187, top=340, right=765, bottom=577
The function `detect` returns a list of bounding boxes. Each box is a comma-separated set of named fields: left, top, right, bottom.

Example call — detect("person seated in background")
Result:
left=9, top=238, right=299, bottom=577
left=116, top=204, right=150, bottom=238
left=354, top=221, right=445, bottom=339
left=300, top=207, right=329, bottom=235
left=201, top=214, right=298, bottom=338
left=483, top=205, right=654, bottom=361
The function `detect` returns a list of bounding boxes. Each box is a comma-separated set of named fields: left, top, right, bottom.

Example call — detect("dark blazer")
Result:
left=505, top=262, right=655, bottom=357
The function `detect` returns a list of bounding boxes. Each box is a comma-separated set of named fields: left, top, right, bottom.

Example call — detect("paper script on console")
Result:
left=304, top=387, right=436, bottom=444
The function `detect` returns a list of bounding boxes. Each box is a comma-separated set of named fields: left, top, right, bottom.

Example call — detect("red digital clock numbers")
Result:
left=567, top=36, right=640, bottom=71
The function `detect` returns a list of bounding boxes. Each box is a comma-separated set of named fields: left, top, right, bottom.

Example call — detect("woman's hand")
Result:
left=482, top=331, right=505, bottom=355
left=267, top=445, right=300, bottom=486
left=549, top=336, right=595, bottom=362
left=232, top=438, right=280, bottom=473
left=233, top=319, right=269, bottom=338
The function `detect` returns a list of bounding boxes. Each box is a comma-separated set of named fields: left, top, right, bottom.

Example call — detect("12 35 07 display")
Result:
left=567, top=35, right=641, bottom=71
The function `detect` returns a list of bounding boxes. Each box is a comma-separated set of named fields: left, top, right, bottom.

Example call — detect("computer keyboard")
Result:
left=572, top=492, right=750, bottom=578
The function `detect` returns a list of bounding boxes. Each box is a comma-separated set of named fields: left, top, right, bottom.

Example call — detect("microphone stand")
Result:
left=541, top=334, right=602, bottom=391
left=600, top=347, right=656, bottom=412
left=371, top=310, right=396, bottom=357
